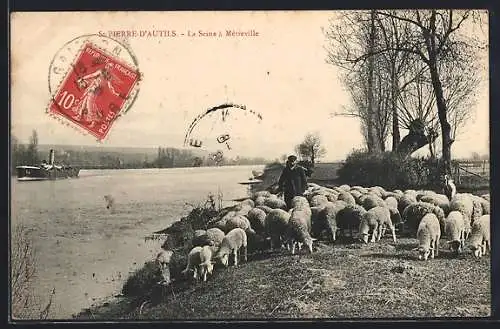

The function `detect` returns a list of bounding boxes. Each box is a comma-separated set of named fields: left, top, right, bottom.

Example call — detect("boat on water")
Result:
left=16, top=149, right=80, bottom=181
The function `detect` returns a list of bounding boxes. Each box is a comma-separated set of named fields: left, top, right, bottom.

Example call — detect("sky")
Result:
left=10, top=11, right=489, bottom=162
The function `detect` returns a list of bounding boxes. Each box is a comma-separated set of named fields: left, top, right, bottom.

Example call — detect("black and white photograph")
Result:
left=9, top=9, right=491, bottom=320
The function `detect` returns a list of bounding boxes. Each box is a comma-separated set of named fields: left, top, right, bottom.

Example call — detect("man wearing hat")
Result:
left=277, top=155, right=308, bottom=209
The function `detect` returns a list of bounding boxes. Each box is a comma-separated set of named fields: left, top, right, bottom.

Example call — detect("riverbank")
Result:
left=76, top=236, right=491, bottom=319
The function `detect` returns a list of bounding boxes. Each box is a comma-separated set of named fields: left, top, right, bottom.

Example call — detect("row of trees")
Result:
left=11, top=130, right=269, bottom=172
left=324, top=10, right=487, bottom=175
left=11, top=131, right=40, bottom=168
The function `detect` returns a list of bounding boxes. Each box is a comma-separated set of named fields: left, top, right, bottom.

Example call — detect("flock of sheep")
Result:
left=154, top=182, right=491, bottom=284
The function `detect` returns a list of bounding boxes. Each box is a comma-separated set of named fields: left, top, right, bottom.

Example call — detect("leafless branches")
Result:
left=11, top=224, right=55, bottom=320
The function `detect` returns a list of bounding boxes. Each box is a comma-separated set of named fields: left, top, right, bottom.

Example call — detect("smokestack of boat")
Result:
left=49, top=149, right=55, bottom=166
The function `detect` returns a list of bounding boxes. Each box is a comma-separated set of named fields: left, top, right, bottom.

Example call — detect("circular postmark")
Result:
left=47, top=34, right=142, bottom=141
left=184, top=103, right=263, bottom=165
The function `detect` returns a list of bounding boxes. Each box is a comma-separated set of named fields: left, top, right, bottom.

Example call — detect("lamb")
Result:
left=468, top=215, right=490, bottom=258
left=444, top=211, right=466, bottom=254
left=285, top=209, right=316, bottom=254
left=246, top=208, right=267, bottom=234
left=181, top=245, right=214, bottom=282
left=265, top=209, right=291, bottom=250
left=155, top=249, right=174, bottom=285
left=413, top=213, right=441, bottom=261
left=213, top=228, right=248, bottom=267
left=358, top=206, right=396, bottom=244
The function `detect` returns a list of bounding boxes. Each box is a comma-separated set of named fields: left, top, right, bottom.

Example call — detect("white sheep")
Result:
left=311, top=201, right=347, bottom=241
left=310, top=195, right=329, bottom=207
left=444, top=211, right=466, bottom=254
left=256, top=205, right=273, bottom=214
left=337, top=191, right=356, bottom=206
left=285, top=208, right=315, bottom=254
left=359, top=193, right=386, bottom=211
left=449, top=194, right=474, bottom=239
left=206, top=228, right=225, bottom=250
left=264, top=197, right=287, bottom=210
left=181, top=245, right=214, bottom=282
left=413, top=213, right=441, bottom=261
left=419, top=193, right=451, bottom=216
left=336, top=204, right=368, bottom=238
left=384, top=196, right=399, bottom=210
left=225, top=214, right=255, bottom=235
left=468, top=214, right=490, bottom=258
left=253, top=191, right=271, bottom=200
left=358, top=206, right=396, bottom=244
left=214, top=228, right=248, bottom=267
left=265, top=209, right=291, bottom=250
left=155, top=249, right=174, bottom=285
left=247, top=208, right=267, bottom=234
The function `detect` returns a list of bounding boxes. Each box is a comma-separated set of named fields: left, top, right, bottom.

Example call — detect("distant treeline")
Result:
left=11, top=131, right=269, bottom=171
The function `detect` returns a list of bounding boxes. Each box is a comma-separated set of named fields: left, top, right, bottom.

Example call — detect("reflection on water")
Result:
left=11, top=165, right=263, bottom=319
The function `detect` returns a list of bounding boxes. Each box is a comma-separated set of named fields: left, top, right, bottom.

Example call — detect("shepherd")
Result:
left=276, top=155, right=308, bottom=209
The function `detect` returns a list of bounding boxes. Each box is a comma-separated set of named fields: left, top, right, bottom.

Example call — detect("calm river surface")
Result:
left=10, top=165, right=264, bottom=319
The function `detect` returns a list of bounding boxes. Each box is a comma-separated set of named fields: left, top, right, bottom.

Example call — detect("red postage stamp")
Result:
left=48, top=43, right=140, bottom=140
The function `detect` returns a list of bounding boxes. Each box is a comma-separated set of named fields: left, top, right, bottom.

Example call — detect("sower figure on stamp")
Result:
left=276, top=155, right=308, bottom=209
left=72, top=62, right=122, bottom=127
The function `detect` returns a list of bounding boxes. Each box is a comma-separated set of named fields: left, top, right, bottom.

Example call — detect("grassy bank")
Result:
left=76, top=235, right=490, bottom=320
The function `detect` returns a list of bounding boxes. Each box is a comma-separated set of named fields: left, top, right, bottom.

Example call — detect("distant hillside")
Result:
left=35, top=144, right=208, bottom=157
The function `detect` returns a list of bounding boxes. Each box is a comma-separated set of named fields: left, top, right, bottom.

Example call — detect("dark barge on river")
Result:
left=16, top=149, right=80, bottom=181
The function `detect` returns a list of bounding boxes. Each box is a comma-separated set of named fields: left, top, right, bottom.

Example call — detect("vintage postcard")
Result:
left=10, top=10, right=491, bottom=321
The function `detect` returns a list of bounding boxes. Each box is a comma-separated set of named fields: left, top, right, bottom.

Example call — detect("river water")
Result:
left=10, top=165, right=263, bottom=319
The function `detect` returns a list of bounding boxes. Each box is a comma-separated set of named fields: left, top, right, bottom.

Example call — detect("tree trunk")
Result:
left=366, top=10, right=379, bottom=153
left=390, top=63, right=400, bottom=151
left=429, top=61, right=453, bottom=174
left=396, top=130, right=438, bottom=156
left=310, top=145, right=315, bottom=165
left=424, top=11, right=453, bottom=175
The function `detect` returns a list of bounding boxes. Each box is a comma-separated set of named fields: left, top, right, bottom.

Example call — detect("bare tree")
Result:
left=295, top=132, right=327, bottom=165
left=325, top=10, right=486, bottom=174
left=374, top=9, right=485, bottom=174
left=326, top=11, right=391, bottom=152
left=11, top=224, right=55, bottom=319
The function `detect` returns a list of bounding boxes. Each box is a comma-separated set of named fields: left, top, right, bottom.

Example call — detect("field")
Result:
left=77, top=234, right=491, bottom=320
